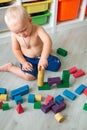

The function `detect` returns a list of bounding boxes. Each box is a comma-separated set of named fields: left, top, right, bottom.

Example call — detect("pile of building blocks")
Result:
left=28, top=93, right=42, bottom=109
left=41, top=94, right=66, bottom=122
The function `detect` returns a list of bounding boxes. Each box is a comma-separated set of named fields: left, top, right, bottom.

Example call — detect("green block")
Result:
left=57, top=82, right=69, bottom=88
left=56, top=48, right=68, bottom=57
left=2, top=103, right=10, bottom=110
left=38, top=82, right=51, bottom=90
left=83, top=103, right=87, bottom=110
left=34, top=102, right=41, bottom=109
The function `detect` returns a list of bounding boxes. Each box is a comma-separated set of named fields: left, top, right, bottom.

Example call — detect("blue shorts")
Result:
left=20, top=55, right=61, bottom=77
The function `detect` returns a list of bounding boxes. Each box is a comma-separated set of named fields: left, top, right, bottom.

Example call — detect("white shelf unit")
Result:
left=16, top=0, right=87, bottom=33
left=0, top=0, right=87, bottom=35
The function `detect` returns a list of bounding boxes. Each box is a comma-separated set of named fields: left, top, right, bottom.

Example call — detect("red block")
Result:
left=69, top=66, right=78, bottom=74
left=0, top=101, right=3, bottom=109
left=45, top=95, right=53, bottom=105
left=83, top=88, right=87, bottom=96
left=73, top=69, right=85, bottom=78
left=16, top=103, right=24, bottom=114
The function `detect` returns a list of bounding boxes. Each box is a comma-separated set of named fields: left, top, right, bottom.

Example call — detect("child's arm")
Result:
left=11, top=34, right=33, bottom=71
left=37, top=26, right=52, bottom=70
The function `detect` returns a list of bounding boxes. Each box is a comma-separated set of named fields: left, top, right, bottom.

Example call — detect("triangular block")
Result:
left=16, top=103, right=24, bottom=114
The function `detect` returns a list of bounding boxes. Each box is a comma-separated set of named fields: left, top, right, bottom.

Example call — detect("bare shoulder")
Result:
left=11, top=33, right=17, bottom=43
left=11, top=33, right=20, bottom=49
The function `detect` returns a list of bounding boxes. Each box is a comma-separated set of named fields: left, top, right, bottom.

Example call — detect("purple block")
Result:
left=41, top=100, right=55, bottom=113
left=48, top=77, right=61, bottom=86
left=41, top=104, right=50, bottom=113
left=52, top=101, right=66, bottom=114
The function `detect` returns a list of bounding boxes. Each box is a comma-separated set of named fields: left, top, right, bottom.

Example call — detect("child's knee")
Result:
left=25, top=74, right=36, bottom=81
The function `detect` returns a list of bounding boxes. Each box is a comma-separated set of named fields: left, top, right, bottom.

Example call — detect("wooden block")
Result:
left=0, top=87, right=7, bottom=94
left=2, top=103, right=10, bottom=111
left=83, top=87, right=87, bottom=96
left=34, top=102, right=41, bottom=109
left=45, top=95, right=53, bottom=105
left=63, top=89, right=76, bottom=100
left=28, top=94, right=35, bottom=103
left=14, top=95, right=23, bottom=104
left=0, top=94, right=8, bottom=101
left=83, top=103, right=87, bottom=111
left=37, top=67, right=44, bottom=86
left=38, top=82, right=51, bottom=90
left=55, top=112, right=64, bottom=122
left=16, top=103, right=24, bottom=114
left=69, top=66, right=78, bottom=74
left=10, top=84, right=29, bottom=100
left=35, top=94, right=42, bottom=102
left=56, top=48, right=68, bottom=57
left=48, top=77, right=61, bottom=86
left=73, top=69, right=85, bottom=78
left=0, top=101, right=3, bottom=109
left=55, top=95, right=64, bottom=104
left=75, top=84, right=86, bottom=95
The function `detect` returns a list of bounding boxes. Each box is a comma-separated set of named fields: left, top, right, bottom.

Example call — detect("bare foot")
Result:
left=0, top=62, right=13, bottom=72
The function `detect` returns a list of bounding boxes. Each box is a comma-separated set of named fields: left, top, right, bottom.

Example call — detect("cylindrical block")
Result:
left=37, top=68, right=44, bottom=86
left=55, top=112, right=64, bottom=122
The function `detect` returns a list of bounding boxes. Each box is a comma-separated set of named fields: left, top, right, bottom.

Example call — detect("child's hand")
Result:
left=38, top=58, right=48, bottom=70
left=22, top=61, right=33, bottom=71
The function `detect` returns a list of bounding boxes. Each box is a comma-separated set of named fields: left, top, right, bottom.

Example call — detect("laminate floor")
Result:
left=0, top=26, right=87, bottom=130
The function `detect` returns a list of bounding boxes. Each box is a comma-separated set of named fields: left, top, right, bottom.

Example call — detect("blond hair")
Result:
left=5, top=5, right=29, bottom=26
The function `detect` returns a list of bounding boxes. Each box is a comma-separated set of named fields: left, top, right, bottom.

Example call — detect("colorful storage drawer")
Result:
left=22, top=0, right=52, bottom=14
left=31, top=10, right=51, bottom=25
left=0, top=0, right=12, bottom=3
left=57, top=0, right=81, bottom=22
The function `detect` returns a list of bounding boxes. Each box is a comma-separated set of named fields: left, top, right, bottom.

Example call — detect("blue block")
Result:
left=55, top=95, right=64, bottom=104
left=63, top=89, right=76, bottom=100
left=28, top=94, right=35, bottom=103
left=10, top=85, right=29, bottom=100
left=75, top=84, right=86, bottom=95
left=0, top=88, right=7, bottom=94
left=14, top=95, right=23, bottom=104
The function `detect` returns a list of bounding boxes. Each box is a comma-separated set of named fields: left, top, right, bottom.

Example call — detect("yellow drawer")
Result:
left=0, top=0, right=12, bottom=3
left=22, top=0, right=53, bottom=14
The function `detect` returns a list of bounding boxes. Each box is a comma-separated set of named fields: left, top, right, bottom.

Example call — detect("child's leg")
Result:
left=0, top=62, right=36, bottom=81
left=46, top=55, right=61, bottom=71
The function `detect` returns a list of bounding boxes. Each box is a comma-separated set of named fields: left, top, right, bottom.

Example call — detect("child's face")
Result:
left=8, top=18, right=32, bottom=38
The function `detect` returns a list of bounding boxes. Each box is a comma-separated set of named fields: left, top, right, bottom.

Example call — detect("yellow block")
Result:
left=0, top=94, right=8, bottom=101
left=0, top=0, right=12, bottom=3
left=55, top=113, right=64, bottom=123
left=37, top=68, right=44, bottom=86
left=35, top=94, right=42, bottom=102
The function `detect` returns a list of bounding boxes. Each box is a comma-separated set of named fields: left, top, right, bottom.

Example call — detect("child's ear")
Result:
left=29, top=17, right=32, bottom=23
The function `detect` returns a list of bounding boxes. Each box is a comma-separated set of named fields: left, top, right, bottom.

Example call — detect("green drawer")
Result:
left=31, top=10, right=51, bottom=25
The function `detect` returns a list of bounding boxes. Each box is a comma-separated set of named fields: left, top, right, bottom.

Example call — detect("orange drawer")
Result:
left=57, top=0, right=81, bottom=22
